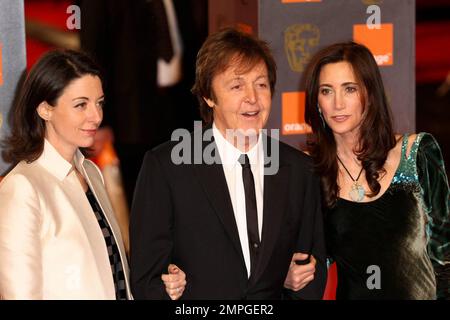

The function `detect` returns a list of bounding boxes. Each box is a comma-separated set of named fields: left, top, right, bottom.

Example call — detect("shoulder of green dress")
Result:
left=414, top=132, right=449, bottom=202
left=416, top=132, right=446, bottom=167
left=417, top=132, right=441, bottom=147
left=404, top=132, right=439, bottom=161
left=393, top=132, right=442, bottom=184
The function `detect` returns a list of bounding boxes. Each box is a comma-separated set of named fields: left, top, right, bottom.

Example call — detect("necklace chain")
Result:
left=336, top=155, right=363, bottom=182
left=336, top=155, right=366, bottom=202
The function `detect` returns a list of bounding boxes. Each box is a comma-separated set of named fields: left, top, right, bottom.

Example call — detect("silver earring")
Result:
left=317, top=104, right=326, bottom=128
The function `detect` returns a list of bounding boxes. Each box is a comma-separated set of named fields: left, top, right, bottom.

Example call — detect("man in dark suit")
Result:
left=130, top=28, right=327, bottom=299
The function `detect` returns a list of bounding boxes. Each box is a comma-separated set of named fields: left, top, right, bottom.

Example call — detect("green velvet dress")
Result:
left=325, top=133, right=450, bottom=299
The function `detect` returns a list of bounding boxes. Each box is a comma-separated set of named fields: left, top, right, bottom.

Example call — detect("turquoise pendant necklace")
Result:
left=337, top=155, right=366, bottom=202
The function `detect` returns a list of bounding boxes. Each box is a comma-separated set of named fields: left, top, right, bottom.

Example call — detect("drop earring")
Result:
left=317, top=104, right=326, bottom=128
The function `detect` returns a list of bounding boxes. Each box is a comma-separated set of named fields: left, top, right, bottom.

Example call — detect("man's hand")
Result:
left=284, top=253, right=316, bottom=291
left=161, top=264, right=187, bottom=300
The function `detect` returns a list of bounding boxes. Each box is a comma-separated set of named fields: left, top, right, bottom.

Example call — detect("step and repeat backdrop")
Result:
left=209, top=0, right=415, bottom=149
left=0, top=0, right=26, bottom=175
left=0, top=0, right=415, bottom=172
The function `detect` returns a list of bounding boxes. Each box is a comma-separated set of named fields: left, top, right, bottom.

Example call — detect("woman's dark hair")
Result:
left=304, top=41, right=396, bottom=208
left=1, top=49, right=102, bottom=165
left=192, top=27, right=277, bottom=124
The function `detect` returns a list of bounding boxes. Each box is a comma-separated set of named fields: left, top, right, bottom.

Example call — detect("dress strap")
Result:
left=406, top=133, right=425, bottom=161
left=394, top=133, right=426, bottom=184
left=400, top=134, right=409, bottom=160
left=393, top=134, right=417, bottom=184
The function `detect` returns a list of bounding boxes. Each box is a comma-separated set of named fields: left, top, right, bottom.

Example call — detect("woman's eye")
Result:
left=320, top=88, right=331, bottom=95
left=346, top=86, right=357, bottom=93
left=231, top=85, right=241, bottom=90
left=97, top=100, right=105, bottom=108
left=74, top=102, right=87, bottom=108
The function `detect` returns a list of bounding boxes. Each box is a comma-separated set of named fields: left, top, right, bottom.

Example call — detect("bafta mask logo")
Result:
left=284, top=24, right=320, bottom=73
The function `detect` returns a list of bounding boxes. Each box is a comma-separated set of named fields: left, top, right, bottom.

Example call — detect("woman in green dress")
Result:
left=285, top=41, right=449, bottom=299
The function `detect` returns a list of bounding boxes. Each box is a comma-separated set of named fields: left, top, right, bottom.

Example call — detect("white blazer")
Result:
left=0, top=140, right=131, bottom=299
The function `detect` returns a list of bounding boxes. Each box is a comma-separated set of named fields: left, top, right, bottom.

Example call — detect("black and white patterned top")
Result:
left=85, top=188, right=127, bottom=300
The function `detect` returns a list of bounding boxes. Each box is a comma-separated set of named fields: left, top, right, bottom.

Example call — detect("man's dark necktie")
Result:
left=151, top=0, right=174, bottom=62
left=239, top=154, right=260, bottom=276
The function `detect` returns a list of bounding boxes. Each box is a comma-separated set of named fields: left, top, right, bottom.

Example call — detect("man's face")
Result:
left=205, top=59, right=272, bottom=139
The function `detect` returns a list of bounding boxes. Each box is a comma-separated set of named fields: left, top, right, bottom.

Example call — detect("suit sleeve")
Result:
left=130, top=151, right=173, bottom=299
left=0, top=174, right=43, bottom=299
left=285, top=170, right=327, bottom=300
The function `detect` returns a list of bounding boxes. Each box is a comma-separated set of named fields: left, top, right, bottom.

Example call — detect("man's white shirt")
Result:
left=212, top=123, right=264, bottom=277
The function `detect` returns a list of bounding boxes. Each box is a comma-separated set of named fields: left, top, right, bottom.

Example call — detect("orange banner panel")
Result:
left=353, top=23, right=394, bottom=66
left=282, top=91, right=311, bottom=135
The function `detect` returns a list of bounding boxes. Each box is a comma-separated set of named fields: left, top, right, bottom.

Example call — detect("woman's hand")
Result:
left=284, top=253, right=316, bottom=291
left=161, top=264, right=187, bottom=300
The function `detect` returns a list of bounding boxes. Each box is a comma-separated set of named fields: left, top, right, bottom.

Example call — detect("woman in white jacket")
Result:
left=0, top=50, right=185, bottom=299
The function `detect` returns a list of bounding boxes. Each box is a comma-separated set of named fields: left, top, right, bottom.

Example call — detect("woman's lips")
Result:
left=81, top=129, right=97, bottom=136
left=331, top=115, right=350, bottom=122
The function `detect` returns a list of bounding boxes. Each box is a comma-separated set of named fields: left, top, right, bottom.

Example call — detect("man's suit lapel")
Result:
left=249, top=137, right=290, bottom=285
left=192, top=129, right=291, bottom=285
left=192, top=129, right=246, bottom=268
